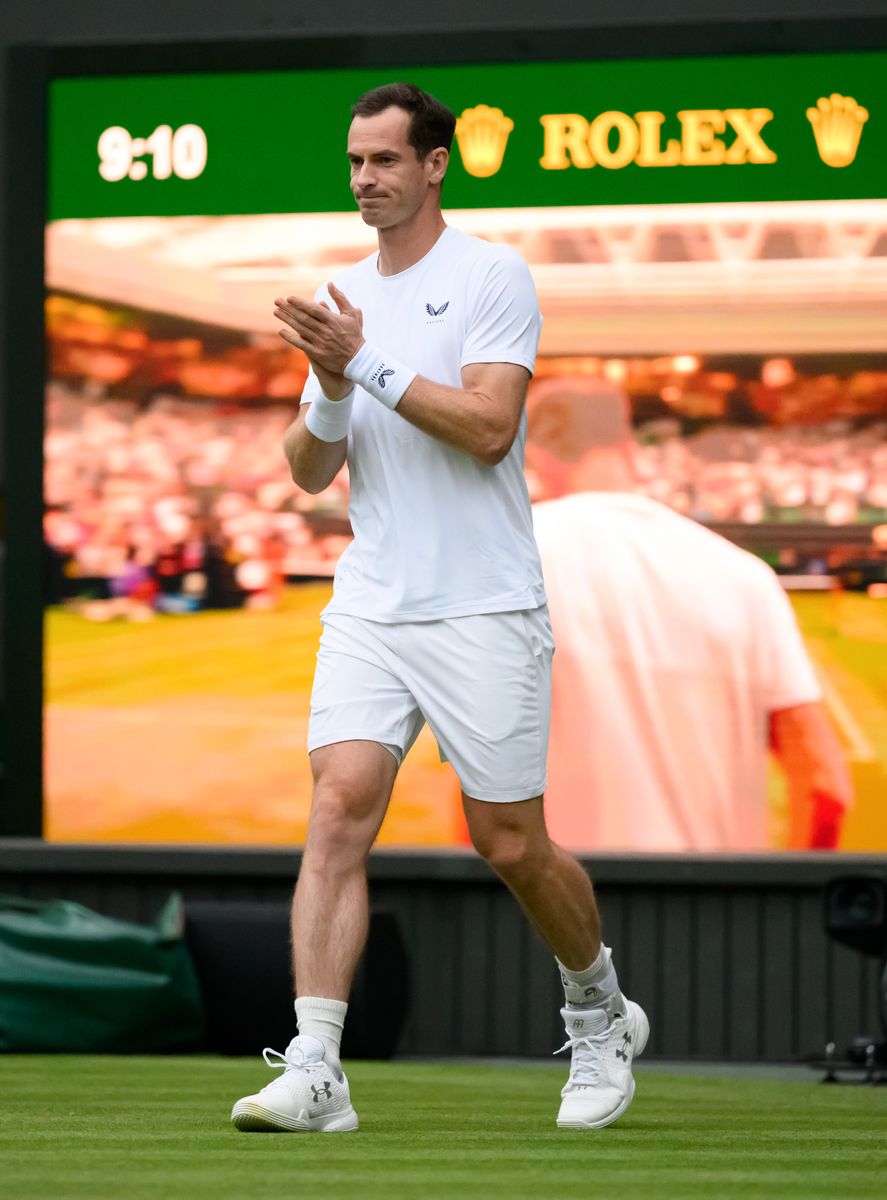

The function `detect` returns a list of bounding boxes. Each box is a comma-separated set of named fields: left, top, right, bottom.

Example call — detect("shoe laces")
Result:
left=554, top=1027, right=611, bottom=1088
left=261, top=1035, right=326, bottom=1077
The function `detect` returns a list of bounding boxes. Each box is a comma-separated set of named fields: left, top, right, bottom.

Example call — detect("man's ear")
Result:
left=527, top=395, right=575, bottom=462
left=427, top=147, right=449, bottom=185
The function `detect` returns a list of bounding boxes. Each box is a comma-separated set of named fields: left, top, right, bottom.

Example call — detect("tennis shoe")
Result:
left=555, top=999, right=648, bottom=1129
left=231, top=1034, right=358, bottom=1132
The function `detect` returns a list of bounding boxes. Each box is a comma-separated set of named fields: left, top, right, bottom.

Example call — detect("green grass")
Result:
left=788, top=591, right=887, bottom=848
left=45, top=583, right=333, bottom=705
left=44, top=586, right=887, bottom=848
left=1, top=1057, right=885, bottom=1200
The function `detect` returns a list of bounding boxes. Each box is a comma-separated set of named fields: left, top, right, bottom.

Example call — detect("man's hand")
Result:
left=769, top=701, right=852, bottom=850
left=309, top=361, right=353, bottom=403
left=274, top=283, right=364, bottom=377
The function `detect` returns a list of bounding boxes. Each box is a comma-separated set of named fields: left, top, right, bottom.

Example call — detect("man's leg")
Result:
left=461, top=792, right=600, bottom=969
left=294, top=739, right=399, bottom=999
left=232, top=739, right=397, bottom=1134
left=463, top=791, right=648, bottom=1129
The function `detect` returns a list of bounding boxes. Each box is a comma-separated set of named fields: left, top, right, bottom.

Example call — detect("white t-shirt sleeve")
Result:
left=300, top=365, right=323, bottom=406
left=461, top=250, right=542, bottom=375
left=756, top=571, right=822, bottom=710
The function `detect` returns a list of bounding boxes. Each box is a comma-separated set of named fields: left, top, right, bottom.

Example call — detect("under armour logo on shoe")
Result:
left=425, top=302, right=449, bottom=317
left=615, top=1032, right=632, bottom=1062
left=311, top=1083, right=332, bottom=1102
left=376, top=368, right=395, bottom=389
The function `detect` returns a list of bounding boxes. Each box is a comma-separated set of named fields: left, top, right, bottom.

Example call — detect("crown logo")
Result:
left=806, top=93, right=869, bottom=167
left=455, top=104, right=514, bottom=178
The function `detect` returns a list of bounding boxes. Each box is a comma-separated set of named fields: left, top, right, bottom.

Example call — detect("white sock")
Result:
left=557, top=945, right=623, bottom=1014
left=294, top=996, right=347, bottom=1068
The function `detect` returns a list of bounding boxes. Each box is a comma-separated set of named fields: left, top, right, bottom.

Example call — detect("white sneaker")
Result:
left=231, top=1035, right=359, bottom=1133
left=555, top=999, right=649, bottom=1129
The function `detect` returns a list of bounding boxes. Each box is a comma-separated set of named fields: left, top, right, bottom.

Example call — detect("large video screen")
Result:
left=45, top=52, right=887, bottom=851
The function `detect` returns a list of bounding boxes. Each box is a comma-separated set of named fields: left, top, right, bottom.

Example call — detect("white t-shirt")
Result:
left=532, top=492, right=822, bottom=852
left=301, top=226, right=546, bottom=621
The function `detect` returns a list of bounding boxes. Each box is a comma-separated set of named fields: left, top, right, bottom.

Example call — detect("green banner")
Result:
left=49, top=51, right=885, bottom=220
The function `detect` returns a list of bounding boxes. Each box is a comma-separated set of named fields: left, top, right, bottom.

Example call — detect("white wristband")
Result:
left=343, top=341, right=417, bottom=410
left=303, top=388, right=354, bottom=443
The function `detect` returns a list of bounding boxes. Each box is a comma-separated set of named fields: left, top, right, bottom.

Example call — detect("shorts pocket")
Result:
left=519, top=606, right=555, bottom=660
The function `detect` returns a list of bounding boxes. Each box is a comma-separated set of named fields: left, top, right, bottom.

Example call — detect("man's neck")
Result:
left=568, top=449, right=638, bottom=494
left=377, top=208, right=447, bottom=277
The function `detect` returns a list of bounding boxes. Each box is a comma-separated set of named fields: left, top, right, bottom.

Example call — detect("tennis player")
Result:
left=528, top=376, right=852, bottom=853
left=231, top=83, right=646, bottom=1134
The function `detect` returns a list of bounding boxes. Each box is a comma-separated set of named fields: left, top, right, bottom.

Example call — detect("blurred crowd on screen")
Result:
left=527, top=355, right=887, bottom=523
left=44, top=381, right=887, bottom=619
left=43, top=295, right=887, bottom=618
left=602, top=421, right=887, bottom=525
left=44, top=384, right=350, bottom=618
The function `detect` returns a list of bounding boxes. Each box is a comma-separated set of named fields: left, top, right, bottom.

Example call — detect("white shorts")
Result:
left=308, top=607, right=554, bottom=802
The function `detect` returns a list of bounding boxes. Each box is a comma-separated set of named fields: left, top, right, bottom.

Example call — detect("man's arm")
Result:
left=395, top=361, right=529, bottom=465
left=275, top=284, right=531, bottom=467
left=282, top=406, right=348, bottom=495
left=769, top=701, right=853, bottom=849
left=276, top=299, right=353, bottom=494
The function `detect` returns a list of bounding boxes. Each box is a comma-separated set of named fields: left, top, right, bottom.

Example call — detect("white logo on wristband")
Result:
left=345, top=342, right=417, bottom=410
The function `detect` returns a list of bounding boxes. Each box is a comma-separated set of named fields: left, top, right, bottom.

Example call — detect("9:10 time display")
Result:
left=97, top=124, right=208, bottom=182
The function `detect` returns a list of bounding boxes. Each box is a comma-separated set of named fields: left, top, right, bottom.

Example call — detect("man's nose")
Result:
left=354, top=162, right=377, bottom=190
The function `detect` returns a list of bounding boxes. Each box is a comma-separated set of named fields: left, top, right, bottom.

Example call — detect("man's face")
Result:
left=347, top=107, right=438, bottom=229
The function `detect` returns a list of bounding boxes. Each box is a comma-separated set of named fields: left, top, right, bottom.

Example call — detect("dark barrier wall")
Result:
left=1, top=842, right=883, bottom=1063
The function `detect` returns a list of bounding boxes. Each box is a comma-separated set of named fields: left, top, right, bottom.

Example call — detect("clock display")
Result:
left=97, top=124, right=207, bottom=182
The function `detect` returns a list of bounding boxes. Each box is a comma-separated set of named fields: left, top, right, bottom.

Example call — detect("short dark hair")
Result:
left=351, top=83, right=456, bottom=160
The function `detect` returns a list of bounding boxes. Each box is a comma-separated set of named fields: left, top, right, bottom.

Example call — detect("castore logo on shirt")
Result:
left=425, top=301, right=450, bottom=324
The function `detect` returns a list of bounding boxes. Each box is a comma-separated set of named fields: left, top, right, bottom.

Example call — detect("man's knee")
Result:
left=306, top=746, right=394, bottom=863
left=466, top=803, right=550, bottom=876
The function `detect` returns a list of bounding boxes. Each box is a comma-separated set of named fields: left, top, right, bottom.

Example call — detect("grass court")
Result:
left=44, top=586, right=887, bottom=848
left=2, top=1056, right=885, bottom=1199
